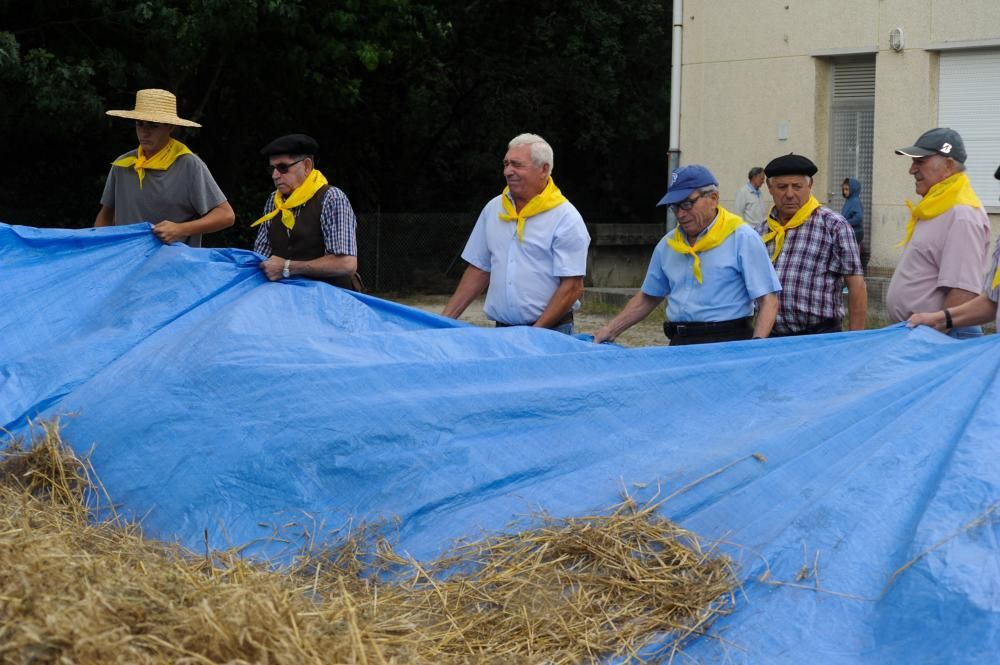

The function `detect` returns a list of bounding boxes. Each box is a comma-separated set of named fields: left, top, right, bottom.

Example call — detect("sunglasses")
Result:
left=670, top=193, right=704, bottom=212
left=268, top=157, right=306, bottom=175
left=135, top=120, right=162, bottom=130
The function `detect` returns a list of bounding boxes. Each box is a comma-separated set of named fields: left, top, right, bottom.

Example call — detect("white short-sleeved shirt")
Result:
left=461, top=193, right=590, bottom=325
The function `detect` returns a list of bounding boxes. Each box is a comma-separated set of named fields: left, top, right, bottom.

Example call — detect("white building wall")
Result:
left=679, top=0, right=1000, bottom=272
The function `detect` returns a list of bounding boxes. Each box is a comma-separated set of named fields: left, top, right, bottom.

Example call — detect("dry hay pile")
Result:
left=0, top=423, right=737, bottom=664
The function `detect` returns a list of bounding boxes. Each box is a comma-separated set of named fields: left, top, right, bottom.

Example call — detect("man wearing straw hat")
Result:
left=95, top=88, right=235, bottom=247
left=252, top=133, right=360, bottom=289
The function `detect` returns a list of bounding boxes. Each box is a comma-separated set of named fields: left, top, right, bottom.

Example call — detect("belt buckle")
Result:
left=674, top=323, right=688, bottom=336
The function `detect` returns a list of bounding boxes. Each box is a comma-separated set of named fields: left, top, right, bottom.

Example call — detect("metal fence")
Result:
left=355, top=212, right=477, bottom=294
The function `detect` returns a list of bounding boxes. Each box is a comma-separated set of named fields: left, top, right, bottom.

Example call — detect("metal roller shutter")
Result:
left=939, top=49, right=1000, bottom=209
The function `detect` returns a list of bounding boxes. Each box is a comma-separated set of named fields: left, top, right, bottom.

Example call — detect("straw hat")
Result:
left=106, top=88, right=201, bottom=128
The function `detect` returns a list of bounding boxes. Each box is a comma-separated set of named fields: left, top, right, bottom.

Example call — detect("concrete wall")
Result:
left=586, top=224, right=663, bottom=287
left=679, top=0, right=1000, bottom=273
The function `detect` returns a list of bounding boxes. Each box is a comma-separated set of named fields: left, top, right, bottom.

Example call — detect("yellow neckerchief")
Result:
left=250, top=169, right=329, bottom=231
left=498, top=177, right=568, bottom=241
left=665, top=206, right=744, bottom=284
left=897, top=171, right=982, bottom=246
left=762, top=195, right=822, bottom=263
left=111, top=139, right=193, bottom=189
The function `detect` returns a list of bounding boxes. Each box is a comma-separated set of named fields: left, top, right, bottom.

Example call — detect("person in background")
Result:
left=886, top=128, right=990, bottom=338
left=442, top=133, right=590, bottom=334
left=840, top=177, right=866, bottom=269
left=734, top=166, right=767, bottom=225
left=593, top=164, right=780, bottom=345
left=252, top=134, right=360, bottom=289
left=95, top=88, right=235, bottom=246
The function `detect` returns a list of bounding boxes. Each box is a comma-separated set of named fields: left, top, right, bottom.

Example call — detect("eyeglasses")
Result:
left=135, top=121, right=161, bottom=130
left=670, top=193, right=704, bottom=212
left=268, top=158, right=305, bottom=174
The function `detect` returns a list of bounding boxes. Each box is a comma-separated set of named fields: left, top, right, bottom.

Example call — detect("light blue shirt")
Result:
left=734, top=182, right=766, bottom=225
left=641, top=216, right=781, bottom=322
left=462, top=193, right=591, bottom=325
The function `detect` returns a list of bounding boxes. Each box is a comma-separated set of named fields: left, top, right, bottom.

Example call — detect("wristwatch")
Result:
left=281, top=259, right=291, bottom=279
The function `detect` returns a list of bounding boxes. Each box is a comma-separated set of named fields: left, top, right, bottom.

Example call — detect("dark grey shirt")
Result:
left=100, top=151, right=227, bottom=247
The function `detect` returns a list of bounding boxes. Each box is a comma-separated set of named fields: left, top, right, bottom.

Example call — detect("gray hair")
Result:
left=698, top=184, right=720, bottom=196
left=508, top=133, right=554, bottom=173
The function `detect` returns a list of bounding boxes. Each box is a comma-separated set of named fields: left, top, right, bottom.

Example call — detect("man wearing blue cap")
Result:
left=756, top=153, right=866, bottom=336
left=594, top=164, right=780, bottom=345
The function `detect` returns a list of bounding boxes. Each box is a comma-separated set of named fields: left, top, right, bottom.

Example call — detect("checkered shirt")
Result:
left=253, top=186, right=357, bottom=256
left=755, top=205, right=863, bottom=334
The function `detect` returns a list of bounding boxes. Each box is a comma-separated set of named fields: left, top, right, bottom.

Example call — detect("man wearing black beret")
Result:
left=251, top=133, right=360, bottom=289
left=754, top=153, right=867, bottom=336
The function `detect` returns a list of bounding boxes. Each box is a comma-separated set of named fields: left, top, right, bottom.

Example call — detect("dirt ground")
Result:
left=396, top=294, right=669, bottom=348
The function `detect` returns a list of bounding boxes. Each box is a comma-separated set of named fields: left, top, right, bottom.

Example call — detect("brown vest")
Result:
left=267, top=185, right=355, bottom=290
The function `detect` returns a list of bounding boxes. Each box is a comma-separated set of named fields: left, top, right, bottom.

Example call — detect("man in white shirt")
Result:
left=442, top=133, right=591, bottom=334
left=733, top=166, right=766, bottom=225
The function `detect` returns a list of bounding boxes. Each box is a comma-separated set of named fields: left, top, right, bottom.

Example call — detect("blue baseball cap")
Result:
left=656, top=164, right=719, bottom=206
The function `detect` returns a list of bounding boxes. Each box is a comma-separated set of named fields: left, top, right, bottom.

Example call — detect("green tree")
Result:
left=0, top=0, right=671, bottom=244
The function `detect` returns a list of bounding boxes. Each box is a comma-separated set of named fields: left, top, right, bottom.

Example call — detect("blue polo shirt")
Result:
left=642, top=216, right=781, bottom=323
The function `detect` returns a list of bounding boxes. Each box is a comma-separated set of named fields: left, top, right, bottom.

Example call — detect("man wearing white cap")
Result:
left=887, top=127, right=990, bottom=338
left=95, top=88, right=235, bottom=247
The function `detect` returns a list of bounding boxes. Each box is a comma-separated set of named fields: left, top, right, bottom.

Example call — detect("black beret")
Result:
left=260, top=133, right=319, bottom=157
left=764, top=153, right=818, bottom=178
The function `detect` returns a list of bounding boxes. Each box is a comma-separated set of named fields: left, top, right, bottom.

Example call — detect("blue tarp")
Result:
left=2, top=221, right=998, bottom=664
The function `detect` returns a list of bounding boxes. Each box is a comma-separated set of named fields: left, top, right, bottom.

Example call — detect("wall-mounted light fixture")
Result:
left=889, top=28, right=904, bottom=52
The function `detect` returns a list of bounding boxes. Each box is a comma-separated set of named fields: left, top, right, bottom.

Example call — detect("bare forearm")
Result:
left=289, top=254, right=358, bottom=279
left=752, top=293, right=779, bottom=338
left=942, top=287, right=978, bottom=309
left=949, top=295, right=997, bottom=328
left=908, top=295, right=997, bottom=331
left=176, top=201, right=236, bottom=236
left=442, top=265, right=490, bottom=319
left=534, top=276, right=584, bottom=329
left=594, top=292, right=663, bottom=343
left=845, top=275, right=867, bottom=331
left=95, top=206, right=114, bottom=227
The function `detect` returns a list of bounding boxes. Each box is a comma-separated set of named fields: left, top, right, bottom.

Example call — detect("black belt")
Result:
left=771, top=317, right=841, bottom=337
left=664, top=316, right=753, bottom=339
left=496, top=311, right=574, bottom=329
